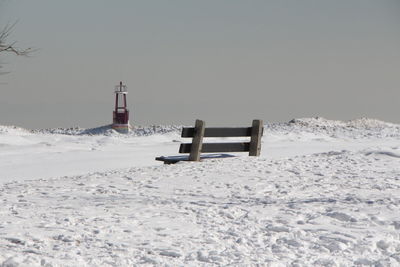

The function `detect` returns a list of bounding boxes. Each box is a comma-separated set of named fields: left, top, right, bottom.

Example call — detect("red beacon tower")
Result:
left=112, top=81, right=130, bottom=133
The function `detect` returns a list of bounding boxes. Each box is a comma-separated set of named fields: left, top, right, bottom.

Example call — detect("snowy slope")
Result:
left=0, top=118, right=399, bottom=266
left=0, top=125, right=181, bottom=183
left=1, top=118, right=399, bottom=183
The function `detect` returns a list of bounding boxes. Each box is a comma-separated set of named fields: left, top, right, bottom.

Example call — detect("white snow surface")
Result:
left=0, top=117, right=399, bottom=266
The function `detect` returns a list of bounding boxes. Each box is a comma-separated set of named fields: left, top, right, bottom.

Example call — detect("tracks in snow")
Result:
left=0, top=150, right=400, bottom=266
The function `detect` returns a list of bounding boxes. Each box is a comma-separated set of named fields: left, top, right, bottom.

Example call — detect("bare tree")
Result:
left=0, top=22, right=33, bottom=74
left=0, top=22, right=32, bottom=56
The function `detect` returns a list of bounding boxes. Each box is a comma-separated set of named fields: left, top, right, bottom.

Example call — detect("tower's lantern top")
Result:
left=115, top=81, right=128, bottom=94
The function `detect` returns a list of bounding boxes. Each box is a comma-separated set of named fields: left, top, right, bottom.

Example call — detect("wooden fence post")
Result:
left=189, top=119, right=205, bottom=161
left=249, top=119, right=263, bottom=156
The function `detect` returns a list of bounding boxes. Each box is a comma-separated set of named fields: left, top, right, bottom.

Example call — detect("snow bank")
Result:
left=1, top=117, right=398, bottom=140
left=271, top=117, right=400, bottom=139
left=0, top=125, right=32, bottom=135
left=287, top=117, right=396, bottom=128
left=2, top=117, right=399, bottom=140
left=32, top=124, right=182, bottom=137
left=1, top=117, right=399, bottom=182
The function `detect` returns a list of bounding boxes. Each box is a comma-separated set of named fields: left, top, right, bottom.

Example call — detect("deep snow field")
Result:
left=0, top=117, right=399, bottom=266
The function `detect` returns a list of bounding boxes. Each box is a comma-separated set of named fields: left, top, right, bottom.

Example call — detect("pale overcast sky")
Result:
left=0, top=0, right=399, bottom=129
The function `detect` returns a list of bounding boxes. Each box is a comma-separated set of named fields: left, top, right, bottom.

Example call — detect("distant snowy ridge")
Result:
left=288, top=117, right=398, bottom=129
left=34, top=124, right=182, bottom=137
left=0, top=125, right=32, bottom=135
left=270, top=117, right=400, bottom=139
left=1, top=117, right=399, bottom=139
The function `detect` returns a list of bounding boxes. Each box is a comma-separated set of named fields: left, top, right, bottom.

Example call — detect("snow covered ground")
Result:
left=0, top=118, right=399, bottom=266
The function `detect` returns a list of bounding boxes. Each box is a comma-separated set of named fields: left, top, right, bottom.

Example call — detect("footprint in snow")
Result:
left=159, top=250, right=181, bottom=258
left=326, top=212, right=357, bottom=222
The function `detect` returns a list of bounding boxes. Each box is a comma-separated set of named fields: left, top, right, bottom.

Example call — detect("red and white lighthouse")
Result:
left=112, top=81, right=130, bottom=133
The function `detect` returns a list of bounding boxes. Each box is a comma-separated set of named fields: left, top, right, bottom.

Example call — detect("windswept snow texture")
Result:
left=0, top=118, right=399, bottom=266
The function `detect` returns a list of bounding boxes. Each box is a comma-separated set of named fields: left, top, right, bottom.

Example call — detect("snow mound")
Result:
left=34, top=126, right=88, bottom=135
left=36, top=125, right=118, bottom=136
left=277, top=117, right=400, bottom=139
left=288, top=117, right=347, bottom=127
left=0, top=125, right=31, bottom=135
left=130, top=125, right=182, bottom=136
left=346, top=118, right=398, bottom=128
left=365, top=150, right=400, bottom=158
left=33, top=124, right=182, bottom=137
left=288, top=117, right=396, bottom=129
